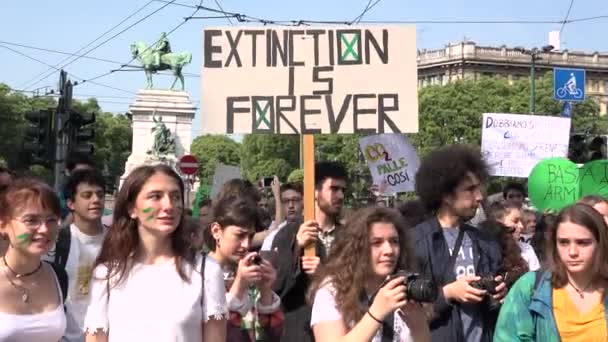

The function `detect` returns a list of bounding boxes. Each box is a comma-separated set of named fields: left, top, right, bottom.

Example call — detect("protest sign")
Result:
left=210, top=163, right=242, bottom=199
left=481, top=113, right=571, bottom=178
left=579, top=160, right=608, bottom=199
left=359, top=134, right=420, bottom=194
left=528, top=158, right=579, bottom=212
left=201, top=26, right=418, bottom=134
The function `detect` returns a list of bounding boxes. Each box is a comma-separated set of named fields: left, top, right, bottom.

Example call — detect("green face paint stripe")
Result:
left=16, top=233, right=29, bottom=244
left=146, top=215, right=155, bottom=221
left=142, top=207, right=153, bottom=214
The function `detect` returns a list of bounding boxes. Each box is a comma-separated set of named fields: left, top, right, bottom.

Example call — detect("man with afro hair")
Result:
left=410, top=145, right=506, bottom=342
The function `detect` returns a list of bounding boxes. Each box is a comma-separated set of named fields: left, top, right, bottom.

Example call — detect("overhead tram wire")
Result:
left=23, top=0, right=177, bottom=91
left=213, top=0, right=234, bottom=25
left=20, top=0, right=156, bottom=90
left=74, top=0, right=204, bottom=88
left=352, top=0, right=381, bottom=24
left=0, top=41, right=129, bottom=66
left=559, top=0, right=575, bottom=36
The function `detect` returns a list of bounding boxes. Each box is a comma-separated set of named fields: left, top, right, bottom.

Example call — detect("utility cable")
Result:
left=559, top=0, right=575, bottom=35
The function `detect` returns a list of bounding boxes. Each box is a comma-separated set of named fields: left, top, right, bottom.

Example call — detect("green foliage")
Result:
left=287, top=169, right=304, bottom=183
left=191, top=135, right=241, bottom=186
left=240, top=135, right=299, bottom=181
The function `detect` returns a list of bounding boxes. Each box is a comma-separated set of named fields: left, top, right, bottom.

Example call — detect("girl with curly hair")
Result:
left=308, top=207, right=431, bottom=342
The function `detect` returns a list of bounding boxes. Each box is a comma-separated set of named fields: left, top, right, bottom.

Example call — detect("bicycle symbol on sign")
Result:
left=556, top=73, right=583, bottom=99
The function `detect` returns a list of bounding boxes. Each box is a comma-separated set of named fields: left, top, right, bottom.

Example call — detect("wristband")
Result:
left=367, top=309, right=382, bottom=324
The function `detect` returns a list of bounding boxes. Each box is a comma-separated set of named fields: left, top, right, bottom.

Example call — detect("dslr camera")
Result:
left=470, top=274, right=501, bottom=310
left=385, top=271, right=438, bottom=303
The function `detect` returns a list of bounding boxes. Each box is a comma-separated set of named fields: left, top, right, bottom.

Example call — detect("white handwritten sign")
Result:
left=359, top=134, right=420, bottom=194
left=201, top=26, right=418, bottom=134
left=210, top=163, right=242, bottom=199
left=481, top=113, right=571, bottom=177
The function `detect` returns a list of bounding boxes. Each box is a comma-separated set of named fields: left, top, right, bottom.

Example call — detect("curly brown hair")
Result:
left=479, top=220, right=528, bottom=288
left=308, top=207, right=417, bottom=326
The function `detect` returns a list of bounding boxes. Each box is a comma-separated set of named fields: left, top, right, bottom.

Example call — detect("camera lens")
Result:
left=406, top=278, right=438, bottom=303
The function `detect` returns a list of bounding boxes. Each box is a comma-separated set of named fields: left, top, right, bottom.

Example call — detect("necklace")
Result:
left=568, top=279, right=592, bottom=299
left=2, top=256, right=42, bottom=278
left=1, top=264, right=30, bottom=303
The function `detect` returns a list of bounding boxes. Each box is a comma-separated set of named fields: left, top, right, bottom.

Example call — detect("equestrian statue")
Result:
left=130, top=32, right=192, bottom=90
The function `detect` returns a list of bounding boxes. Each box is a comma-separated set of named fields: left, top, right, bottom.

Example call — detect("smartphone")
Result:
left=259, top=250, right=279, bottom=268
left=261, top=177, right=273, bottom=188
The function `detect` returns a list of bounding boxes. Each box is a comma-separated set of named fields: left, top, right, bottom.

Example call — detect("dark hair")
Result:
left=547, top=203, right=608, bottom=288
left=502, top=182, right=527, bottom=199
left=205, top=198, right=259, bottom=251
left=280, top=182, right=303, bottom=195
left=415, top=145, right=488, bottom=212
left=65, top=152, right=95, bottom=173
left=93, top=165, right=193, bottom=287
left=315, top=161, right=347, bottom=190
left=215, top=179, right=261, bottom=204
left=578, top=195, right=608, bottom=207
left=308, top=207, right=416, bottom=325
left=531, top=213, right=557, bottom=266
left=63, top=169, right=105, bottom=201
left=479, top=220, right=528, bottom=288
left=0, top=178, right=60, bottom=222
left=487, top=201, right=520, bottom=222
left=397, top=199, right=429, bottom=229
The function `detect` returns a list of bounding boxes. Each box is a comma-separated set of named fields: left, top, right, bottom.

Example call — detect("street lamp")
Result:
left=515, top=45, right=555, bottom=114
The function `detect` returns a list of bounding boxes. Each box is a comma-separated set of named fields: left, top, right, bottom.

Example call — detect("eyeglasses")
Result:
left=13, top=216, right=59, bottom=231
left=281, top=198, right=302, bottom=205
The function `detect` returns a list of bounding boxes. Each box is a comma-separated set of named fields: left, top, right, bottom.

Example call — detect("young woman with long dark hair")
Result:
left=309, top=207, right=431, bottom=342
left=84, top=165, right=227, bottom=342
left=0, top=178, right=66, bottom=341
left=494, top=203, right=608, bottom=341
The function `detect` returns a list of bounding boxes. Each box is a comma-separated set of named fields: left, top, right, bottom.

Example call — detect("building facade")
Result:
left=417, top=41, right=608, bottom=114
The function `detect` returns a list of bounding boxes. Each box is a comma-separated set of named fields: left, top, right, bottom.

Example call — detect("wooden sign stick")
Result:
left=303, top=134, right=316, bottom=257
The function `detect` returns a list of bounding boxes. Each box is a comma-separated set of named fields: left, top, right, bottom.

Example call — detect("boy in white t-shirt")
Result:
left=46, top=170, right=107, bottom=342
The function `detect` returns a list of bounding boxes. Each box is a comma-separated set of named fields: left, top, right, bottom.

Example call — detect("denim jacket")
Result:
left=494, top=270, right=608, bottom=341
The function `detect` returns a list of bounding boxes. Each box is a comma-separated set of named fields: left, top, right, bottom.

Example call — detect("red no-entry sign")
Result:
left=179, top=154, right=199, bottom=175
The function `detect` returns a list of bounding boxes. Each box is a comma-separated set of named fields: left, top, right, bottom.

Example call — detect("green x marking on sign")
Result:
left=254, top=101, right=271, bottom=129
left=340, top=33, right=360, bottom=62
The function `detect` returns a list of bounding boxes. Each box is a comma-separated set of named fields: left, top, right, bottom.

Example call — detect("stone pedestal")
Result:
left=121, top=90, right=196, bottom=185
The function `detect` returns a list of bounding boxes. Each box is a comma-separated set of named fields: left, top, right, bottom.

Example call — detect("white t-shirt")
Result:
left=310, top=281, right=414, bottom=342
left=61, top=224, right=106, bottom=342
left=84, top=254, right=228, bottom=342
left=518, top=241, right=541, bottom=271
left=0, top=263, right=67, bottom=342
left=260, top=221, right=288, bottom=251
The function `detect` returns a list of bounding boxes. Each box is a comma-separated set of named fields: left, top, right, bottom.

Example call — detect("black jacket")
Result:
left=271, top=221, right=341, bottom=342
left=410, top=217, right=503, bottom=342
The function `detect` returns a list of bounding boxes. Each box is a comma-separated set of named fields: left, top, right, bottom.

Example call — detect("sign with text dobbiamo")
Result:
left=359, top=134, right=420, bottom=194
left=481, top=113, right=571, bottom=178
left=201, top=26, right=418, bottom=134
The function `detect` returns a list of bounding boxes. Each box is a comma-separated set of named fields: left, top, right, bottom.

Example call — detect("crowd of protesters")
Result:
left=1, top=146, right=608, bottom=342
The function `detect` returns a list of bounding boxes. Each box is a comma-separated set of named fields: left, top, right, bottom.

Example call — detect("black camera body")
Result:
left=386, top=271, right=438, bottom=303
left=469, top=275, right=499, bottom=295
left=470, top=274, right=501, bottom=310
left=250, top=255, right=262, bottom=266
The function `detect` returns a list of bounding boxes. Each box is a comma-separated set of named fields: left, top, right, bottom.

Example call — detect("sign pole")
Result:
left=303, top=134, right=316, bottom=257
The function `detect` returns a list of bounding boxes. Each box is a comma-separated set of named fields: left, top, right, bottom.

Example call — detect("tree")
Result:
left=191, top=135, right=241, bottom=186
left=240, top=135, right=299, bottom=182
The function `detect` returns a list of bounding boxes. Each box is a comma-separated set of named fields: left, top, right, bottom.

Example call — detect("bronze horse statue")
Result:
left=130, top=41, right=192, bottom=90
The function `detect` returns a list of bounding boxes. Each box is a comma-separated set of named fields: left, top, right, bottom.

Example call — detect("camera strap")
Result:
left=380, top=313, right=395, bottom=342
left=448, top=227, right=465, bottom=271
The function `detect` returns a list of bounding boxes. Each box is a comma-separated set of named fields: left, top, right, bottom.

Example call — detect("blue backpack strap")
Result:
left=533, top=269, right=544, bottom=292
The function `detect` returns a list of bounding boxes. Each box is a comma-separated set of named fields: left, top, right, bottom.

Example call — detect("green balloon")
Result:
left=579, top=160, right=608, bottom=199
left=528, top=158, right=580, bottom=212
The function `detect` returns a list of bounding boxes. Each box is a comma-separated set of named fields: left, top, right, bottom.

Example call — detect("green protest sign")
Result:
left=528, top=158, right=579, bottom=212
left=579, top=160, right=608, bottom=199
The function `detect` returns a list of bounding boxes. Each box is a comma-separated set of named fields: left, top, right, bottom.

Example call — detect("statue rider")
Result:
left=153, top=32, right=172, bottom=68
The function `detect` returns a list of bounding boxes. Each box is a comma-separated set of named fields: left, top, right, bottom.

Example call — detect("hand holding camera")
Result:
left=369, top=276, right=408, bottom=321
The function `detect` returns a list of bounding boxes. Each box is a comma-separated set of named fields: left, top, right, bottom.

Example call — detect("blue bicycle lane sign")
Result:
left=554, top=68, right=586, bottom=102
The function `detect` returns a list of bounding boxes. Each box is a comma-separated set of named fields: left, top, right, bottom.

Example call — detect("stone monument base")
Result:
left=120, top=89, right=196, bottom=188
